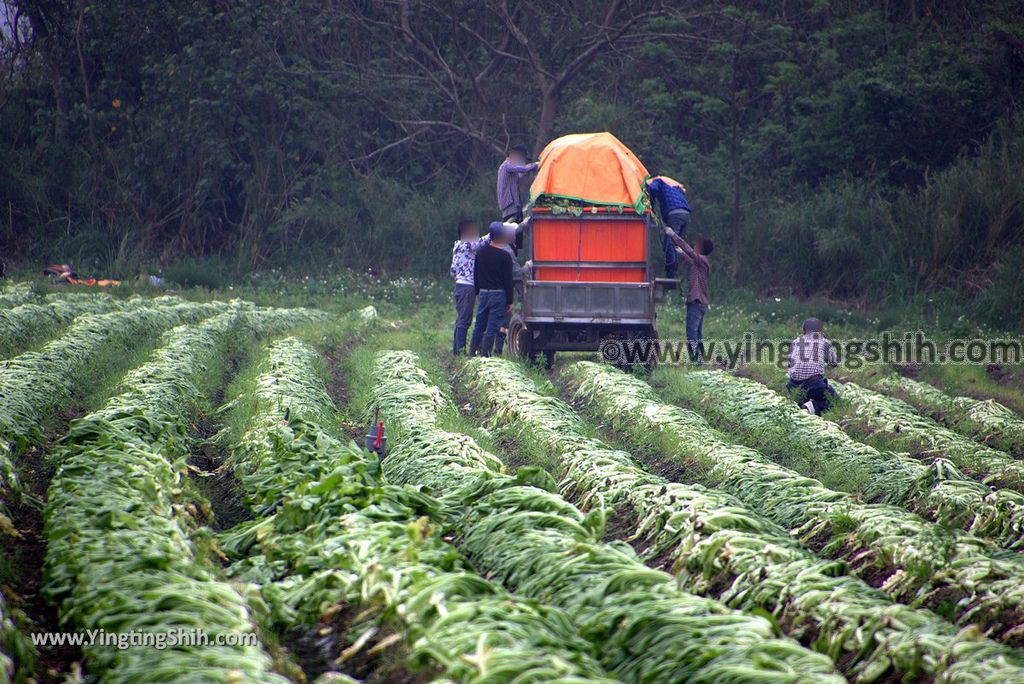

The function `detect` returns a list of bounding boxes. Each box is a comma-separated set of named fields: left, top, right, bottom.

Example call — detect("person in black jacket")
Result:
left=469, top=222, right=515, bottom=357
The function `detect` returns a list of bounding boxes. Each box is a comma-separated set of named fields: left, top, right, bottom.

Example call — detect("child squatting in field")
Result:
left=787, top=317, right=839, bottom=415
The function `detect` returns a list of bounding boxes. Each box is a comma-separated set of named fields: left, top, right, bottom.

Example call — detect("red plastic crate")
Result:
left=532, top=214, right=647, bottom=283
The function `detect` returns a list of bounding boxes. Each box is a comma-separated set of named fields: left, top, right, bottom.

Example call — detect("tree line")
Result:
left=1, top=0, right=1023, bottom=322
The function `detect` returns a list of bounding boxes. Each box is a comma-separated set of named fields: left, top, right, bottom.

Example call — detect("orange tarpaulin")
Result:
left=529, top=132, right=650, bottom=213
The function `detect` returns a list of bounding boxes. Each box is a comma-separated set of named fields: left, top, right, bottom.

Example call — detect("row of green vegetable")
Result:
left=0, top=301, right=225, bottom=528
left=0, top=298, right=321, bottom=467
left=218, top=336, right=621, bottom=683
left=836, top=380, right=1024, bottom=489
left=653, top=369, right=1024, bottom=550
left=0, top=594, right=34, bottom=684
left=374, top=351, right=845, bottom=683
left=869, top=374, right=1024, bottom=456
left=0, top=298, right=109, bottom=360
left=0, top=293, right=194, bottom=360
left=564, top=361, right=1024, bottom=647
left=0, top=283, right=33, bottom=309
left=42, top=305, right=325, bottom=683
left=552, top=360, right=1024, bottom=680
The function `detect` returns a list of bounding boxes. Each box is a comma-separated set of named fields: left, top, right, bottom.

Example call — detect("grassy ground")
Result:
left=7, top=267, right=1022, bottom=411
left=5, top=270, right=1024, bottom=682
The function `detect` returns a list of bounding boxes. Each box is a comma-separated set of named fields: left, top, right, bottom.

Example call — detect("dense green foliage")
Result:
left=653, top=367, right=1024, bottom=549
left=221, top=337, right=622, bottom=682
left=1, top=1, right=1023, bottom=317
left=870, top=374, right=1024, bottom=456
left=472, top=357, right=1024, bottom=681
left=563, top=360, right=1024, bottom=647
left=3, top=280, right=1024, bottom=680
left=837, top=380, right=1024, bottom=489
left=374, top=350, right=845, bottom=683
left=43, top=311, right=291, bottom=682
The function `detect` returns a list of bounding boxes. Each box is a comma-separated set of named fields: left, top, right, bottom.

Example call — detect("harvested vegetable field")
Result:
left=1, top=280, right=1024, bottom=684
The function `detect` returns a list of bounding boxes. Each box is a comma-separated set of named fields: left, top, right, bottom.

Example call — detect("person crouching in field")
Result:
left=787, top=318, right=839, bottom=415
left=470, top=222, right=515, bottom=357
left=665, top=228, right=712, bottom=364
left=450, top=219, right=490, bottom=355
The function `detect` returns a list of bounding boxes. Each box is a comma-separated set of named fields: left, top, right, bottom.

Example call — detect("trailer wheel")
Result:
left=507, top=315, right=533, bottom=360
left=600, top=329, right=659, bottom=372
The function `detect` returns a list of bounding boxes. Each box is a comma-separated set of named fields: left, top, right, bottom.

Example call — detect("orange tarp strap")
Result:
left=530, top=132, right=650, bottom=213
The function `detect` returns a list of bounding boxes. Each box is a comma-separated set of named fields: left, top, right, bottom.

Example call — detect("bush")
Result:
left=727, top=118, right=1024, bottom=314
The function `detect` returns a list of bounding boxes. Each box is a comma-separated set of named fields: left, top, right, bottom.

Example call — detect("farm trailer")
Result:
left=507, top=206, right=677, bottom=366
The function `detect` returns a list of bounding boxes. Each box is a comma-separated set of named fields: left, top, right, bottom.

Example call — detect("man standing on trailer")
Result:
left=647, top=176, right=691, bottom=279
left=497, top=145, right=539, bottom=252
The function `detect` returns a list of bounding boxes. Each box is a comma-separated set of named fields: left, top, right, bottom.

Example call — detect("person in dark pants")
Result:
left=666, top=229, right=712, bottom=364
left=490, top=219, right=532, bottom=355
left=786, top=318, right=839, bottom=415
left=497, top=145, right=538, bottom=253
left=449, top=219, right=490, bottom=355
left=647, top=176, right=691, bottom=279
left=470, top=223, right=515, bottom=357
left=497, top=145, right=538, bottom=222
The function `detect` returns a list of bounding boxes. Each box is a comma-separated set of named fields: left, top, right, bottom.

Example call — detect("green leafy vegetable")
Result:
left=42, top=308, right=320, bottom=682
left=561, top=360, right=1024, bottom=678
left=376, top=352, right=845, bottom=683
left=872, top=375, right=1024, bottom=457
left=656, top=368, right=1024, bottom=550
left=218, top=336, right=618, bottom=683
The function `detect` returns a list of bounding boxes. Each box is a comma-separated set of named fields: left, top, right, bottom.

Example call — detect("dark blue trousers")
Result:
left=470, top=290, right=507, bottom=357
left=686, top=302, right=708, bottom=364
left=453, top=283, right=475, bottom=354
left=663, top=209, right=690, bottom=278
left=787, top=375, right=838, bottom=414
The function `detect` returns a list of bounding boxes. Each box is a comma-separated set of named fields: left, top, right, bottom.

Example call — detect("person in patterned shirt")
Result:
left=450, top=220, right=490, bottom=355
left=451, top=217, right=530, bottom=355
left=786, top=318, right=839, bottom=415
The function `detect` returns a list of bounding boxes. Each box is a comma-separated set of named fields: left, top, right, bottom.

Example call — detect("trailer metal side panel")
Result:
left=536, top=266, right=646, bottom=282
left=524, top=281, right=652, bottom=324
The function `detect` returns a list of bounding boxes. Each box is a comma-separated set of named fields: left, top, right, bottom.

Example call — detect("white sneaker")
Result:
left=801, top=400, right=816, bottom=415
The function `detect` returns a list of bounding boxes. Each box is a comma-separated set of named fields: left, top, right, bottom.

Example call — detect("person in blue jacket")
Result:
left=647, top=176, right=691, bottom=279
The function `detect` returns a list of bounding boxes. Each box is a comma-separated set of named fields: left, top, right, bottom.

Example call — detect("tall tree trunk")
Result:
left=535, top=84, right=560, bottom=155
left=730, top=122, right=741, bottom=277
left=26, top=9, right=69, bottom=142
